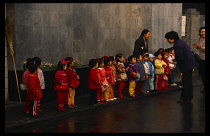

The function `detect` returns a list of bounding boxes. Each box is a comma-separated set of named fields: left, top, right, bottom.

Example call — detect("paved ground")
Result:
left=5, top=75, right=204, bottom=132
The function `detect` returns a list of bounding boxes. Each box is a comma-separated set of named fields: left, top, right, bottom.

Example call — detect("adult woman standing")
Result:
left=165, top=31, right=198, bottom=103
left=193, top=27, right=205, bottom=93
left=133, top=29, right=151, bottom=56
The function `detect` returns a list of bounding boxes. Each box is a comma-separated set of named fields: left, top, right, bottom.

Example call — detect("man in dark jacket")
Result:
left=133, top=29, right=150, bottom=56
left=165, top=31, right=198, bottom=103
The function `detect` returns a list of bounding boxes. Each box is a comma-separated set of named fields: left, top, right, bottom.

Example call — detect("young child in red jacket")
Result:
left=27, top=63, right=42, bottom=117
left=162, top=51, right=171, bottom=90
left=65, top=57, right=80, bottom=108
left=54, top=60, right=70, bottom=112
left=88, top=59, right=101, bottom=106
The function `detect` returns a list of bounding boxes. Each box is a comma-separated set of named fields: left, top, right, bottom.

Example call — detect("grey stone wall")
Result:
left=183, top=8, right=205, bottom=54
left=8, top=3, right=183, bottom=70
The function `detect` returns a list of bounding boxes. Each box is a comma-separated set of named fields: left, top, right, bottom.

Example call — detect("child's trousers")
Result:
left=29, top=99, right=39, bottom=116
left=56, top=91, right=69, bottom=110
left=117, top=81, right=126, bottom=98
left=148, top=75, right=155, bottom=90
left=129, top=81, right=136, bottom=96
left=68, top=88, right=75, bottom=106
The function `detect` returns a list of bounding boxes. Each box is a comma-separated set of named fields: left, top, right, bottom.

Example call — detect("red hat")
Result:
left=102, top=56, right=109, bottom=60
left=59, top=60, right=70, bottom=65
left=96, top=59, right=101, bottom=63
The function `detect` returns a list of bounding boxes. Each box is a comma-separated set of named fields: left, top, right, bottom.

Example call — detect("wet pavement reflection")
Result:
left=8, top=86, right=205, bottom=133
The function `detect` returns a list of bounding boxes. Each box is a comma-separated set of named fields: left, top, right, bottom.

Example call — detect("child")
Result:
left=154, top=51, right=167, bottom=91
left=148, top=54, right=155, bottom=92
left=96, top=58, right=108, bottom=104
left=162, top=51, right=171, bottom=90
left=135, top=53, right=147, bottom=95
left=142, top=53, right=150, bottom=93
left=22, top=58, right=35, bottom=114
left=33, top=57, right=45, bottom=111
left=27, top=63, right=42, bottom=117
left=65, top=57, right=80, bottom=108
left=88, top=59, right=101, bottom=106
left=103, top=56, right=115, bottom=102
left=127, top=55, right=140, bottom=97
left=54, top=60, right=69, bottom=112
left=109, top=56, right=117, bottom=101
left=115, top=54, right=128, bottom=99
left=167, top=47, right=177, bottom=86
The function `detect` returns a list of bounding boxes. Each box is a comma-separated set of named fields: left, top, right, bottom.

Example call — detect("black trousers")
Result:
left=180, top=69, right=193, bottom=101
left=90, top=89, right=97, bottom=105
left=199, top=60, right=205, bottom=89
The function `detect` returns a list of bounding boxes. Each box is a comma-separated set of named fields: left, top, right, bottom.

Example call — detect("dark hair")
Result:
left=33, top=57, right=41, bottom=66
left=135, top=53, right=143, bottom=59
left=156, top=48, right=164, bottom=53
left=154, top=51, right=162, bottom=57
left=161, top=51, right=169, bottom=58
left=104, top=57, right=112, bottom=66
left=199, top=27, right=205, bottom=37
left=140, top=29, right=150, bottom=38
left=128, top=55, right=136, bottom=63
left=28, top=63, right=38, bottom=74
left=23, top=58, right=34, bottom=70
left=65, top=57, right=73, bottom=67
left=199, top=27, right=205, bottom=33
left=56, top=61, right=66, bottom=71
left=143, top=53, right=149, bottom=58
left=115, top=54, right=123, bottom=62
left=167, top=47, right=174, bottom=54
left=96, top=58, right=104, bottom=67
left=165, top=31, right=180, bottom=41
left=89, top=59, right=98, bottom=68
left=65, top=57, right=73, bottom=62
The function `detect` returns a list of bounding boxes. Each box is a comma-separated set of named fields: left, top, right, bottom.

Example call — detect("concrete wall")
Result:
left=183, top=8, right=205, bottom=54
left=7, top=3, right=183, bottom=71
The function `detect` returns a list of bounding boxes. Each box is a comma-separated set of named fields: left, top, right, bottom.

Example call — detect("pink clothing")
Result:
left=22, top=70, right=30, bottom=88
left=98, top=68, right=108, bottom=92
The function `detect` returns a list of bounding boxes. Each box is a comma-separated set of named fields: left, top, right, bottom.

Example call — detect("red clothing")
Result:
left=22, top=69, right=30, bottom=88
left=103, top=66, right=115, bottom=84
left=162, top=58, right=170, bottom=74
left=27, top=73, right=42, bottom=100
left=54, top=70, right=69, bottom=91
left=65, top=68, right=80, bottom=89
left=88, top=68, right=101, bottom=90
left=162, top=58, right=170, bottom=90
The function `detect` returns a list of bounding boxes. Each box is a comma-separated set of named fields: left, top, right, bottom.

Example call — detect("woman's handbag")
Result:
left=20, top=83, right=26, bottom=90
left=120, top=73, right=127, bottom=80
left=55, top=84, right=68, bottom=91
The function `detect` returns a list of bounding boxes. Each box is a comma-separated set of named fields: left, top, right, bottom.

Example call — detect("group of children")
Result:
left=22, top=47, right=177, bottom=116
left=88, top=47, right=177, bottom=106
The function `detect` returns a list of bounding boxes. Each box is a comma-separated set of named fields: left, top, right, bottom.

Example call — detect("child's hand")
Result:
left=180, top=73, right=182, bottom=76
left=145, top=75, right=149, bottom=79
left=126, top=67, right=129, bottom=71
